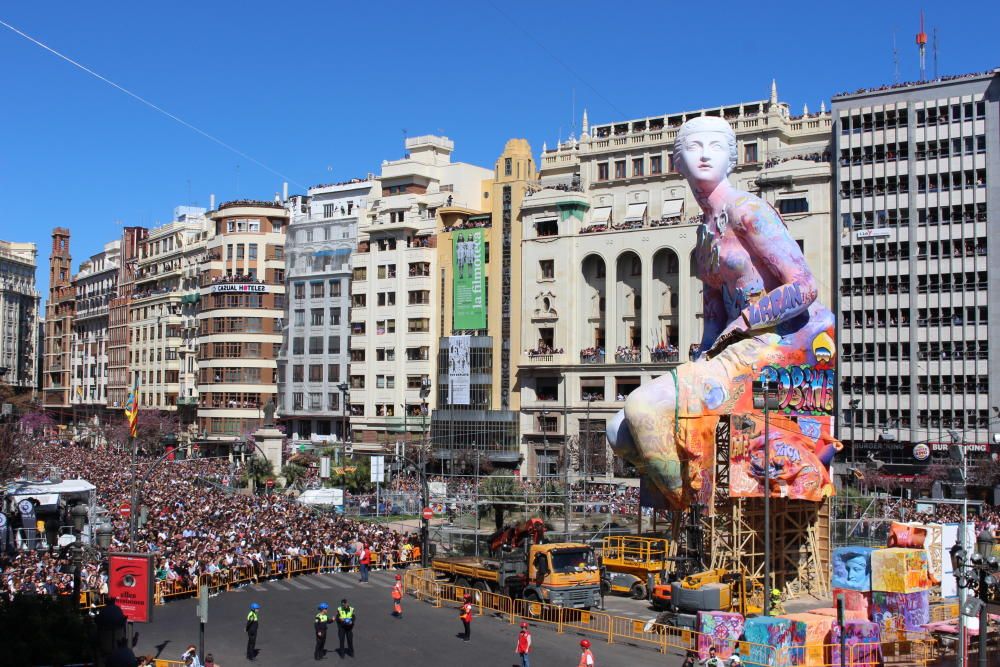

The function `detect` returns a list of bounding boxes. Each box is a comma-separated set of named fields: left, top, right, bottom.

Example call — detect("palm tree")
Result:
left=243, top=456, right=274, bottom=490
left=478, top=472, right=522, bottom=533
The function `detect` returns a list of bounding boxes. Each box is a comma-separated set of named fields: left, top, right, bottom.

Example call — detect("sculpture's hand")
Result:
left=706, top=317, right=748, bottom=356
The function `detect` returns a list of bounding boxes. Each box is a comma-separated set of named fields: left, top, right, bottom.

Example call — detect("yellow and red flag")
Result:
left=124, top=375, right=140, bottom=438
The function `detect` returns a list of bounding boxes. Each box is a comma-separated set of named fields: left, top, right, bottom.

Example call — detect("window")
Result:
left=309, top=336, right=323, bottom=354
left=743, top=143, right=758, bottom=164
left=305, top=230, right=314, bottom=242
left=323, top=203, right=337, bottom=218
left=377, top=292, right=396, bottom=306
left=650, top=155, right=662, bottom=174
left=407, top=375, right=427, bottom=389
left=777, top=198, right=809, bottom=215
left=597, top=163, right=609, bottom=181
left=309, top=364, right=323, bottom=381
left=408, top=290, right=430, bottom=305
left=539, top=259, right=555, bottom=280
left=632, top=158, right=644, bottom=177
left=294, top=282, right=305, bottom=299
left=536, top=219, right=558, bottom=237
left=504, top=157, right=512, bottom=176
left=309, top=393, right=321, bottom=410
left=294, top=309, right=305, bottom=326
left=330, top=307, right=341, bottom=325
left=310, top=308, right=324, bottom=326
left=350, top=375, right=365, bottom=389
left=350, top=349, right=365, bottom=362
left=614, top=160, right=626, bottom=179
left=292, top=365, right=304, bottom=382
left=293, top=393, right=303, bottom=410
left=311, top=282, right=324, bottom=298
left=330, top=279, right=342, bottom=296
left=236, top=244, right=245, bottom=260
left=376, top=375, right=386, bottom=389
left=328, top=336, right=341, bottom=354
left=353, top=267, right=367, bottom=281
left=293, top=337, right=304, bottom=355
left=328, top=393, right=339, bottom=411
left=408, top=318, right=430, bottom=332
left=352, top=294, right=367, bottom=308
left=327, top=364, right=340, bottom=383
left=248, top=243, right=258, bottom=260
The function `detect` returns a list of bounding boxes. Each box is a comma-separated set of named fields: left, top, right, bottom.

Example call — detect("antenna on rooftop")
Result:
left=916, top=11, right=927, bottom=82
left=932, top=27, right=939, bottom=80
left=892, top=32, right=900, bottom=83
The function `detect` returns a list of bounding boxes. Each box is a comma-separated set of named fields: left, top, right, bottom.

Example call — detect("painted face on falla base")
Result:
left=679, top=131, right=730, bottom=189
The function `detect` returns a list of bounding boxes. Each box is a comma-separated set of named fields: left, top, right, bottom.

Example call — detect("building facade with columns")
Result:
left=129, top=207, right=212, bottom=421
left=196, top=200, right=288, bottom=443
left=68, top=240, right=120, bottom=417
left=0, top=240, right=40, bottom=391
left=518, top=84, right=835, bottom=480
left=278, top=178, right=373, bottom=442
left=348, top=136, right=491, bottom=445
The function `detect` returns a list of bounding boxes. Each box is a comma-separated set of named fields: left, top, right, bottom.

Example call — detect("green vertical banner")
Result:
left=453, top=228, right=486, bottom=329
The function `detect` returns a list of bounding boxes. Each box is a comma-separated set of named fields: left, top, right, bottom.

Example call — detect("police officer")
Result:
left=246, top=602, right=260, bottom=661
left=314, top=602, right=332, bottom=661
left=337, top=598, right=356, bottom=657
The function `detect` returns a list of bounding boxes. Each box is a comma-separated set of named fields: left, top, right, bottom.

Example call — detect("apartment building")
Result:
left=69, top=241, right=120, bottom=415
left=107, top=226, right=147, bottom=411
left=349, top=136, right=491, bottom=445
left=518, top=85, right=834, bottom=480
left=833, top=69, right=1000, bottom=473
left=42, top=228, right=74, bottom=412
left=279, top=179, right=373, bottom=440
left=0, top=240, right=40, bottom=391
left=129, top=207, right=211, bottom=421
left=196, top=200, right=288, bottom=443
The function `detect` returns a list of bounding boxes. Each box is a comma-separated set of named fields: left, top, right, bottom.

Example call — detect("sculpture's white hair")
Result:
left=672, top=116, right=739, bottom=177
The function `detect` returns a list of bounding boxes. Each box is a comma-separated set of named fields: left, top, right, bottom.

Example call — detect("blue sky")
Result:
left=1, top=1, right=997, bottom=305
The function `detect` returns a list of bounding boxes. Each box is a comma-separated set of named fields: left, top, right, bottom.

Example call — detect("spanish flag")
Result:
left=124, top=375, right=140, bottom=438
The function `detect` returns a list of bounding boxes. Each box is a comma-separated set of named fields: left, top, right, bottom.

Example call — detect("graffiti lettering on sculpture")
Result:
left=745, top=283, right=804, bottom=328
left=759, top=365, right=835, bottom=416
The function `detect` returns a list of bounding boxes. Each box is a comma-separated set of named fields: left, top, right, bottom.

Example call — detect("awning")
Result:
left=662, top=198, right=685, bottom=218
left=313, top=248, right=352, bottom=257
left=581, top=377, right=605, bottom=387
left=591, top=206, right=612, bottom=224
left=624, top=203, right=647, bottom=223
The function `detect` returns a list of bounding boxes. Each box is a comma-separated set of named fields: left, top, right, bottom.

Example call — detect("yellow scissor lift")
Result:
left=599, top=535, right=674, bottom=599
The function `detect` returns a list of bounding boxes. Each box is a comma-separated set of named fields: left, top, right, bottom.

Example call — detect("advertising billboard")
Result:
left=453, top=228, right=486, bottom=330
left=448, top=335, right=471, bottom=406
left=108, top=553, right=155, bottom=623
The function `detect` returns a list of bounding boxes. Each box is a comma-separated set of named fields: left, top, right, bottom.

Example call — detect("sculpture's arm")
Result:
left=698, top=284, right=727, bottom=357
left=733, top=203, right=818, bottom=330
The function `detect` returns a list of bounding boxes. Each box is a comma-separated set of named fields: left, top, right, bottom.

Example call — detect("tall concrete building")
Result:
left=833, top=69, right=1000, bottom=474
left=348, top=136, right=491, bottom=444
left=196, top=200, right=288, bottom=443
left=130, top=207, right=211, bottom=422
left=107, top=226, right=147, bottom=411
left=518, top=87, right=834, bottom=479
left=430, top=139, right=535, bottom=470
left=43, top=228, right=74, bottom=413
left=279, top=179, right=373, bottom=441
left=69, top=240, right=120, bottom=416
left=0, top=240, right=40, bottom=391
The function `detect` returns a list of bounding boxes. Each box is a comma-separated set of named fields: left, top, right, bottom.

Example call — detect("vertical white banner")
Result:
left=370, top=455, right=385, bottom=483
left=448, top=335, right=471, bottom=405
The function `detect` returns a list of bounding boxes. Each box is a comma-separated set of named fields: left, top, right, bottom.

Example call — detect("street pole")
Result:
left=129, top=434, right=137, bottom=549
left=562, top=378, right=569, bottom=537
left=763, top=376, right=772, bottom=616
left=420, top=401, right=429, bottom=567
left=979, top=566, right=988, bottom=667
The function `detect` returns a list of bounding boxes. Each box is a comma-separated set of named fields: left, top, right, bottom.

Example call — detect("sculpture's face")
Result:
left=679, top=130, right=730, bottom=188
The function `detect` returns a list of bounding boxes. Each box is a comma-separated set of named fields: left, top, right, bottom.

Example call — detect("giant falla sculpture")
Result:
left=608, top=116, right=840, bottom=511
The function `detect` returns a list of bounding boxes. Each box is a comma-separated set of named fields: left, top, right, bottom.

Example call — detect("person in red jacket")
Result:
left=391, top=574, right=403, bottom=617
left=515, top=622, right=532, bottom=667
left=358, top=543, right=371, bottom=583
left=578, top=639, right=595, bottom=667
left=458, top=594, right=473, bottom=642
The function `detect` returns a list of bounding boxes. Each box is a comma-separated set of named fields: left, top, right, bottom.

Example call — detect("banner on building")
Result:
left=452, top=228, right=486, bottom=330
left=108, top=553, right=155, bottom=623
left=448, top=335, right=471, bottom=406
left=370, top=456, right=385, bottom=484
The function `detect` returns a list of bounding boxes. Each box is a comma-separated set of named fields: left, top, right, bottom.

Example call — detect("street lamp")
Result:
left=753, top=376, right=780, bottom=615
left=69, top=504, right=113, bottom=602
left=950, top=531, right=998, bottom=667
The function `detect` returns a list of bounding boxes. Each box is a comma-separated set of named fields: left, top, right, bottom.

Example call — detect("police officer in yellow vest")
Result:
left=336, top=598, right=356, bottom=657
left=246, top=602, right=260, bottom=661
left=314, top=602, right=332, bottom=661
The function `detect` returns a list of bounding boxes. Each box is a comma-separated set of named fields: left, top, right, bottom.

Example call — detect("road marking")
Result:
left=269, top=581, right=290, bottom=591
left=370, top=579, right=394, bottom=588
left=288, top=579, right=312, bottom=590
left=315, top=576, right=354, bottom=589
left=252, top=585, right=267, bottom=591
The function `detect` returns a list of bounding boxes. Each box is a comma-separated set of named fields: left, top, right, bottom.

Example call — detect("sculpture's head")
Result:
left=673, top=116, right=738, bottom=189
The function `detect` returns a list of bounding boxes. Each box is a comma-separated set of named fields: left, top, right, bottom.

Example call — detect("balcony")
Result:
left=579, top=350, right=605, bottom=364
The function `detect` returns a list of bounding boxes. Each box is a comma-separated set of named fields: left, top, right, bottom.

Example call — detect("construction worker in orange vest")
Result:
left=577, top=639, right=595, bottom=667
left=391, top=574, right=403, bottom=617
left=458, top=593, right=473, bottom=642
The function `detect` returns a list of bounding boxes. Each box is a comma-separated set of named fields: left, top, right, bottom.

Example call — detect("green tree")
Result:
left=532, top=480, right=567, bottom=519
left=243, top=455, right=274, bottom=489
left=478, top=472, right=522, bottom=533
left=0, top=595, right=95, bottom=665
left=282, top=462, right=308, bottom=488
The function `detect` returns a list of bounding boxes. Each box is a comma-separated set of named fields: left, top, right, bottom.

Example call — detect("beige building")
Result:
left=69, top=240, right=120, bottom=415
left=348, top=136, right=491, bottom=444
left=129, top=207, right=212, bottom=420
left=518, top=84, right=834, bottom=480
left=42, top=228, right=74, bottom=412
left=0, top=240, right=40, bottom=391
left=196, top=200, right=288, bottom=443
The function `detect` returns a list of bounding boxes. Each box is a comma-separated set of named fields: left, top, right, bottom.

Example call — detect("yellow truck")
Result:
left=432, top=542, right=602, bottom=610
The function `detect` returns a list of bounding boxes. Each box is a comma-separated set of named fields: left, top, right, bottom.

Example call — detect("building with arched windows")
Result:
left=518, top=85, right=835, bottom=481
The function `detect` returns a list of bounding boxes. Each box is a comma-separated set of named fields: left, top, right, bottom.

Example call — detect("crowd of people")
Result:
left=840, top=497, right=1000, bottom=540
left=1, top=440, right=421, bottom=603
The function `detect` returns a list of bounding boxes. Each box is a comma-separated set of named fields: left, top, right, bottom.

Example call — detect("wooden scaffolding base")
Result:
left=707, top=495, right=831, bottom=601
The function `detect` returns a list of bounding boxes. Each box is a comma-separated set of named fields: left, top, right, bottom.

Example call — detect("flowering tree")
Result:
left=18, top=409, right=56, bottom=436
left=105, top=410, right=180, bottom=452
